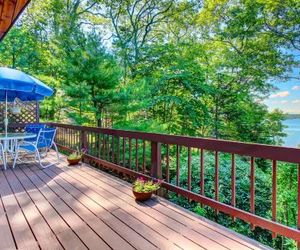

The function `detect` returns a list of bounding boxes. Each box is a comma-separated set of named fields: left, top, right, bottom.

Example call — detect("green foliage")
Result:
left=0, top=0, right=299, bottom=248
left=67, top=147, right=86, bottom=160
left=133, top=178, right=161, bottom=193
left=62, top=31, right=122, bottom=126
left=67, top=152, right=82, bottom=160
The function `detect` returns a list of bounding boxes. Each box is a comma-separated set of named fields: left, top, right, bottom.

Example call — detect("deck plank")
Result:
left=47, top=166, right=200, bottom=249
left=12, top=165, right=88, bottom=250
left=44, top=166, right=178, bottom=250
left=0, top=193, right=16, bottom=250
left=20, top=167, right=111, bottom=250
left=0, top=171, right=39, bottom=250
left=79, top=164, right=270, bottom=250
left=0, top=152, right=271, bottom=250
left=79, top=165, right=265, bottom=250
left=3, top=169, right=63, bottom=250
left=29, top=167, right=139, bottom=250
left=48, top=164, right=226, bottom=250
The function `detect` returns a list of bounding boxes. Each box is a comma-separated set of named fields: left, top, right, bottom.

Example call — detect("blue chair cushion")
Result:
left=20, top=142, right=48, bottom=152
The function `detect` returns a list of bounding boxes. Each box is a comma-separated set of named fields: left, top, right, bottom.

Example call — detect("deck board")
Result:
left=0, top=152, right=271, bottom=250
left=4, top=169, right=63, bottom=250
left=79, top=166, right=261, bottom=250
left=0, top=193, right=16, bottom=250
left=11, top=164, right=88, bottom=250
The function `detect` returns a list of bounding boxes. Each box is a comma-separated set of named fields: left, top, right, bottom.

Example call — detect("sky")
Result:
left=265, top=66, right=300, bottom=114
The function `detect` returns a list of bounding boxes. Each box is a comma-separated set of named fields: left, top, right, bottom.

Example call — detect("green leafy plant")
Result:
left=133, top=177, right=161, bottom=193
left=67, top=147, right=87, bottom=160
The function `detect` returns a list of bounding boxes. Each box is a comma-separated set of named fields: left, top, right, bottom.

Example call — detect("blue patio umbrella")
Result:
left=0, top=67, right=54, bottom=136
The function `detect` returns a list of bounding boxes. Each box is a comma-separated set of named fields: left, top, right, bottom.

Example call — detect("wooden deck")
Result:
left=0, top=152, right=271, bottom=250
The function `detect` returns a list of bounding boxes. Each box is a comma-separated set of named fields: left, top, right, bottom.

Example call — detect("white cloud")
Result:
left=292, top=85, right=300, bottom=90
left=292, top=99, right=300, bottom=104
left=270, top=91, right=290, bottom=98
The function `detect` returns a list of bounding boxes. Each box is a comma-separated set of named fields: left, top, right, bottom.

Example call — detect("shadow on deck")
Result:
left=0, top=151, right=271, bottom=250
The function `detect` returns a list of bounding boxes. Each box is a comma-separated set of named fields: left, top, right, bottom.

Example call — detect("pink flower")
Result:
left=138, top=176, right=146, bottom=182
left=156, top=179, right=163, bottom=184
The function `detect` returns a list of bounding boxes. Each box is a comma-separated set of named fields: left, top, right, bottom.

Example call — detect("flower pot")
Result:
left=67, top=158, right=81, bottom=166
left=132, top=190, right=153, bottom=201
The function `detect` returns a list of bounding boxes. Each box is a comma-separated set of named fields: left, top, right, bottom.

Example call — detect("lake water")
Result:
left=283, top=119, right=300, bottom=147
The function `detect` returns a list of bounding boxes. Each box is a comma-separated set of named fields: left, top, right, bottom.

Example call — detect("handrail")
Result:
left=48, top=122, right=300, bottom=164
left=48, top=122, right=300, bottom=244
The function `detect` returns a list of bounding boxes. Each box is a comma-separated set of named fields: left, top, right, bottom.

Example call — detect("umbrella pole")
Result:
left=3, top=90, right=8, bottom=170
left=5, top=90, right=7, bottom=137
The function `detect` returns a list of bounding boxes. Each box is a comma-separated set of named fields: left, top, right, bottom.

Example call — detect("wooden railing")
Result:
left=48, top=122, right=300, bottom=244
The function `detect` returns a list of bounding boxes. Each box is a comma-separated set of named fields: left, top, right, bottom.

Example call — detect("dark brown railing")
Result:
left=48, top=122, right=300, bottom=244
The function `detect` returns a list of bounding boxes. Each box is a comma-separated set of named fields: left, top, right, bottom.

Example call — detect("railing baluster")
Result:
left=272, top=160, right=277, bottom=238
left=250, top=156, right=255, bottom=230
left=135, top=139, right=139, bottom=171
left=215, top=151, right=219, bottom=201
left=67, top=128, right=70, bottom=148
left=81, top=130, right=88, bottom=151
left=122, top=137, right=126, bottom=167
left=231, top=153, right=236, bottom=221
left=188, top=147, right=191, bottom=191
left=142, top=140, right=146, bottom=173
left=129, top=138, right=132, bottom=169
left=81, top=130, right=88, bottom=163
left=200, top=149, right=204, bottom=196
left=65, top=128, right=68, bottom=147
left=70, top=129, right=72, bottom=148
left=62, top=128, right=65, bottom=146
left=102, top=133, right=106, bottom=159
left=166, top=144, right=170, bottom=183
left=73, top=130, right=77, bottom=148
left=92, top=132, right=95, bottom=155
left=112, top=135, right=115, bottom=163
left=73, top=130, right=76, bottom=149
left=107, top=134, right=110, bottom=161
left=117, top=136, right=120, bottom=165
left=176, top=145, right=180, bottom=187
left=98, top=133, right=101, bottom=158
left=215, top=151, right=219, bottom=214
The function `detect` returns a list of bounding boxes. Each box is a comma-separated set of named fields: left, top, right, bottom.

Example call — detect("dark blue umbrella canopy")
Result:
left=0, top=67, right=54, bottom=101
left=0, top=67, right=54, bottom=136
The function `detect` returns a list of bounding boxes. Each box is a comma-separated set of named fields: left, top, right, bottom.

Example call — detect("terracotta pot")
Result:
left=132, top=190, right=153, bottom=201
left=67, top=158, right=81, bottom=166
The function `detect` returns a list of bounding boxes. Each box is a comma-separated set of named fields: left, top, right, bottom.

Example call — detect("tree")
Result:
left=195, top=0, right=293, bottom=139
left=63, top=31, right=121, bottom=126
left=95, top=0, right=174, bottom=76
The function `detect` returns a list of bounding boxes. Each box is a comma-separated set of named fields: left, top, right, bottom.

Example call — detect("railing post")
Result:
left=150, top=141, right=162, bottom=179
left=81, top=130, right=88, bottom=163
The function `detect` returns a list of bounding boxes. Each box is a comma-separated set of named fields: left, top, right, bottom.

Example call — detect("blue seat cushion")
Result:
left=20, top=142, right=48, bottom=152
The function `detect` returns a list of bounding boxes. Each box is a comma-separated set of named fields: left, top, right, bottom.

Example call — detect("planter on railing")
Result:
left=47, top=122, right=300, bottom=245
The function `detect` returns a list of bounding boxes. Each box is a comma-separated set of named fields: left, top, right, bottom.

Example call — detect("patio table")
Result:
left=0, top=132, right=36, bottom=170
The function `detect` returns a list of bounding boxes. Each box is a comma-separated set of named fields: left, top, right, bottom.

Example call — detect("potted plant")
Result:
left=132, top=177, right=161, bottom=201
left=67, top=147, right=86, bottom=166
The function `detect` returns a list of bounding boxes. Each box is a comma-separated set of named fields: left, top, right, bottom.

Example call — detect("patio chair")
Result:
left=24, top=123, right=46, bottom=142
left=14, top=127, right=59, bottom=168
